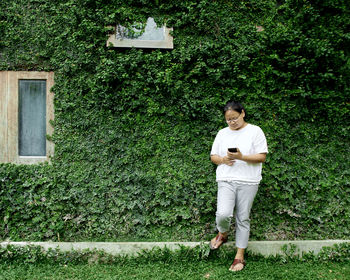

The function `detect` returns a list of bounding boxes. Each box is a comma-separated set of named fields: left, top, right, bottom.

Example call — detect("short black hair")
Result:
left=223, top=101, right=245, bottom=115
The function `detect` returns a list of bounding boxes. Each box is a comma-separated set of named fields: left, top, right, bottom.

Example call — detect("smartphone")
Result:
left=228, top=148, right=237, bottom=153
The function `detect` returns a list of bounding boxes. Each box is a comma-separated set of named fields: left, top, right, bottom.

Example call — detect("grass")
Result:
left=1, top=243, right=349, bottom=280
left=1, top=257, right=350, bottom=280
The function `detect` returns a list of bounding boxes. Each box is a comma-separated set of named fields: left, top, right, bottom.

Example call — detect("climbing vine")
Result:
left=0, top=0, right=349, bottom=241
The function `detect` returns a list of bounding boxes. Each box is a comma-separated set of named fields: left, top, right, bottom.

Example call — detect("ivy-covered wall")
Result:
left=0, top=0, right=349, bottom=241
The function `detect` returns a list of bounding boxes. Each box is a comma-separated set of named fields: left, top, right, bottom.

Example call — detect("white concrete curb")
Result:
left=245, top=240, right=350, bottom=256
left=1, top=240, right=349, bottom=257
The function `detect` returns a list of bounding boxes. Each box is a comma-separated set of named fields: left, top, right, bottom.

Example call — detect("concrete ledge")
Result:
left=245, top=240, right=350, bottom=257
left=1, top=240, right=349, bottom=257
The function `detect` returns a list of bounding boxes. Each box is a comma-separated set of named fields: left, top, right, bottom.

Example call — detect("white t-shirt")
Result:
left=210, top=124, right=268, bottom=183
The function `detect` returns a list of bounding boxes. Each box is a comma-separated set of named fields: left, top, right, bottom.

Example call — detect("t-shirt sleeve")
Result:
left=210, top=131, right=221, bottom=156
left=253, top=127, right=268, bottom=154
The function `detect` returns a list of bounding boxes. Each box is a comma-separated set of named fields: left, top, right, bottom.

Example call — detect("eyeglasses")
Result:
left=226, top=113, right=241, bottom=123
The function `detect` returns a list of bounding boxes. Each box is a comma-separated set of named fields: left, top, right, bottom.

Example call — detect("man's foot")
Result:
left=229, top=258, right=246, bottom=272
left=209, top=232, right=228, bottom=250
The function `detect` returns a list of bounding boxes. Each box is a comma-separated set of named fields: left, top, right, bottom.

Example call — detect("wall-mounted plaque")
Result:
left=107, top=17, right=173, bottom=49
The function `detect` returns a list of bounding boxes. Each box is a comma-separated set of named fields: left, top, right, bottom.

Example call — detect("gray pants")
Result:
left=216, top=181, right=258, bottom=249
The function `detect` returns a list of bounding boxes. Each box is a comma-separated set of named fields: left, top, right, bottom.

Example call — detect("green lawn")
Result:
left=1, top=243, right=349, bottom=280
left=1, top=259, right=349, bottom=280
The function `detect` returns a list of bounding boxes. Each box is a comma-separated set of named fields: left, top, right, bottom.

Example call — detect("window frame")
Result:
left=0, top=71, right=54, bottom=164
left=106, top=17, right=173, bottom=49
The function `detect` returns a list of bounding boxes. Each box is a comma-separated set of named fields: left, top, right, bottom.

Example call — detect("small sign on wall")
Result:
left=107, top=17, right=173, bottom=49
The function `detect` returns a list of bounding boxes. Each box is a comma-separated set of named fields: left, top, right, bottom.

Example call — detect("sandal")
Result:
left=209, top=233, right=228, bottom=250
left=229, top=259, right=246, bottom=271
